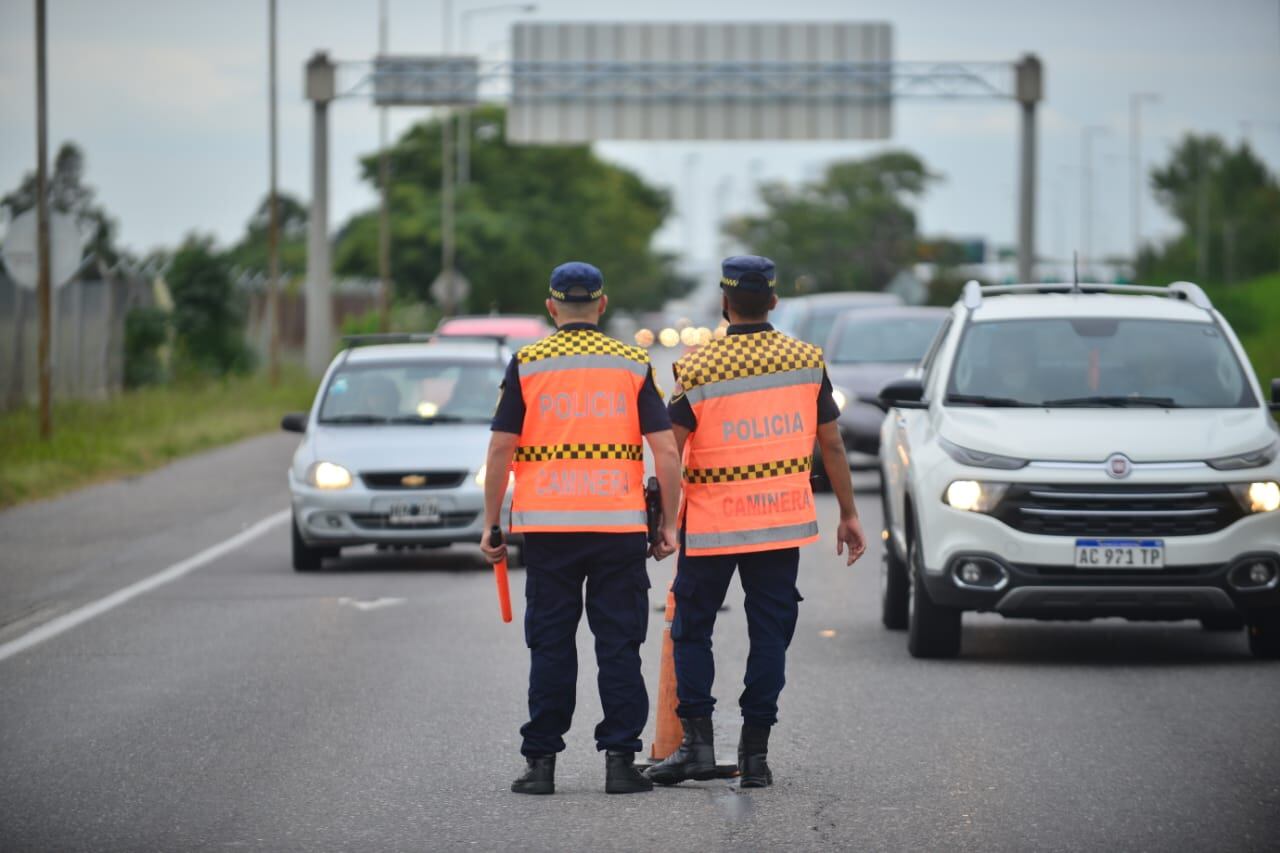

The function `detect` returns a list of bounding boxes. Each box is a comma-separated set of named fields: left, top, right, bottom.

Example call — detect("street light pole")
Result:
left=304, top=52, right=336, bottom=377
left=1129, top=92, right=1158, bottom=267
left=267, top=0, right=281, bottom=385
left=1014, top=54, right=1042, bottom=284
left=1080, top=125, right=1107, bottom=274
left=441, top=0, right=457, bottom=317
left=34, top=0, right=52, bottom=438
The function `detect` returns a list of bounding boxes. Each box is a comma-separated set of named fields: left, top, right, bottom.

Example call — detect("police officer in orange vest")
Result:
left=646, top=255, right=866, bottom=788
left=480, top=262, right=682, bottom=795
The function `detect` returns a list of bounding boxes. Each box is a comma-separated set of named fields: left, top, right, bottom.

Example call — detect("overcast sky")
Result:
left=2, top=0, right=1278, bottom=273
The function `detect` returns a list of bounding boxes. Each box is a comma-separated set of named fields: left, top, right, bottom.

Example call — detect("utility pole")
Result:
left=304, top=52, right=335, bottom=377
left=267, top=0, right=281, bottom=385
left=35, top=0, right=52, bottom=438
left=1196, top=143, right=1210, bottom=282
left=441, top=0, right=457, bottom=317
left=458, top=4, right=537, bottom=186
left=1129, top=92, right=1158, bottom=267
left=377, top=0, right=392, bottom=331
left=1014, top=54, right=1042, bottom=284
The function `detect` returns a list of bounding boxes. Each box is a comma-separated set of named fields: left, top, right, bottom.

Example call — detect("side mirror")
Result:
left=281, top=412, right=308, bottom=433
left=879, top=378, right=928, bottom=410
left=857, top=392, right=889, bottom=413
left=1270, top=379, right=1280, bottom=412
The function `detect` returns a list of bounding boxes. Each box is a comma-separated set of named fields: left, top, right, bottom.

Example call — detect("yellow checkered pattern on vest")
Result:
left=675, top=330, right=823, bottom=390
left=517, top=328, right=650, bottom=365
left=514, top=443, right=644, bottom=462
left=683, top=455, right=812, bottom=484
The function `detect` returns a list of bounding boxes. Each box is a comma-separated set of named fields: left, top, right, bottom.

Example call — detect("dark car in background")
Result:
left=773, top=291, right=903, bottom=346
left=809, top=306, right=949, bottom=486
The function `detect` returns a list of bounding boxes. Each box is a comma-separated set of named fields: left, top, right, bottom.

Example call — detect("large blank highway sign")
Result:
left=508, top=22, right=893, bottom=143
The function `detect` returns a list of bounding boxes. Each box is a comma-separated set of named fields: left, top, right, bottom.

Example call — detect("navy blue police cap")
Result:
left=549, top=261, right=605, bottom=302
left=720, top=255, right=777, bottom=293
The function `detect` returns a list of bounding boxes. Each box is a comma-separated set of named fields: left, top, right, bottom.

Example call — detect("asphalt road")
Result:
left=2, top=432, right=1280, bottom=850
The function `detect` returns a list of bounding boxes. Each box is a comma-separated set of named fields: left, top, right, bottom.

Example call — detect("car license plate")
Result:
left=1074, top=538, right=1164, bottom=569
left=387, top=499, right=441, bottom=525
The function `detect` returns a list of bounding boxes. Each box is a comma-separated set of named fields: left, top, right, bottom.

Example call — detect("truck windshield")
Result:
left=945, top=317, right=1256, bottom=409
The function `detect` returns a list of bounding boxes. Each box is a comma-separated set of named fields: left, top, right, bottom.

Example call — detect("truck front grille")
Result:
left=993, top=484, right=1243, bottom=537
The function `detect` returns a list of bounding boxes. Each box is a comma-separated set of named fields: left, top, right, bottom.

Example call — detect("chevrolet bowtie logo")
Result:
left=401, top=474, right=427, bottom=487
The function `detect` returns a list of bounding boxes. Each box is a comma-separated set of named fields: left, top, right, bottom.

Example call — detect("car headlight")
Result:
left=475, top=463, right=516, bottom=488
left=939, top=436, right=1028, bottom=470
left=832, top=387, right=849, bottom=412
left=308, top=461, right=353, bottom=490
left=1208, top=442, right=1278, bottom=470
left=942, top=480, right=1009, bottom=513
left=1230, top=481, right=1280, bottom=513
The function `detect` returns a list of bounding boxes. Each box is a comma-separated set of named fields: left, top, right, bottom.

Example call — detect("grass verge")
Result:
left=1204, top=272, right=1280, bottom=387
left=0, top=369, right=316, bottom=509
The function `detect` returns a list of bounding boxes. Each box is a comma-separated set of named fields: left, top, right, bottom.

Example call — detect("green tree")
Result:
left=224, top=193, right=309, bottom=277
left=167, top=237, right=252, bottom=376
left=1138, top=134, right=1280, bottom=285
left=1, top=142, right=124, bottom=266
left=726, top=151, right=938, bottom=294
left=333, top=105, right=686, bottom=313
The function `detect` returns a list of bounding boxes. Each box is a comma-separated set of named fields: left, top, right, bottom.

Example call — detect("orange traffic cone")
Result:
left=649, top=577, right=681, bottom=762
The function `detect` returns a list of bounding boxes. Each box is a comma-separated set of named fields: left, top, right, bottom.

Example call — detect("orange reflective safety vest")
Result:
left=674, top=330, right=824, bottom=556
left=510, top=328, right=650, bottom=534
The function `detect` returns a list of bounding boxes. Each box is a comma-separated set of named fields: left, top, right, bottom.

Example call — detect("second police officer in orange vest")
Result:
left=480, top=262, right=683, bottom=795
left=646, top=255, right=867, bottom=788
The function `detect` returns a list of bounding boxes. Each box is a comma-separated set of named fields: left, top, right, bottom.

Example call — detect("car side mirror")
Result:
left=281, top=412, right=308, bottom=433
left=857, top=392, right=889, bottom=413
left=1270, top=379, right=1280, bottom=412
left=879, top=378, right=928, bottom=410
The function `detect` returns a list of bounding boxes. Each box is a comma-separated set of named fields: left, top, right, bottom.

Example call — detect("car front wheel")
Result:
left=292, top=514, right=324, bottom=572
left=907, top=535, right=961, bottom=659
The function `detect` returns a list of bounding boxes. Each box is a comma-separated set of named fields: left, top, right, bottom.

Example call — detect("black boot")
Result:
left=737, top=724, right=772, bottom=788
left=511, top=755, right=555, bottom=795
left=644, top=717, right=716, bottom=785
left=605, top=751, right=653, bottom=794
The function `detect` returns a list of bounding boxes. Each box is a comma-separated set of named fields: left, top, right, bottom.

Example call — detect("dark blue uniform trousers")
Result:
left=519, top=532, right=650, bottom=757
left=670, top=545, right=801, bottom=728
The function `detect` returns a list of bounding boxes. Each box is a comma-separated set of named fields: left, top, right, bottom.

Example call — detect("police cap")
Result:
left=549, top=261, right=605, bottom=302
left=720, top=255, right=776, bottom=293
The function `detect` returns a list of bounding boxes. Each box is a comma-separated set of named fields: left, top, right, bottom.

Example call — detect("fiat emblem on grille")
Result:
left=401, top=474, right=427, bottom=487
left=1105, top=454, right=1132, bottom=479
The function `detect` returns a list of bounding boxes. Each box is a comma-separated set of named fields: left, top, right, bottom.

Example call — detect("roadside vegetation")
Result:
left=0, top=369, right=315, bottom=508
left=1205, top=272, right=1280, bottom=386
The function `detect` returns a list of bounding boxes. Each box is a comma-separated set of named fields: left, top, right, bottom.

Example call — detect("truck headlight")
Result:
left=1230, top=481, right=1280, bottom=513
left=832, top=387, right=849, bottom=412
left=943, top=480, right=1008, bottom=513
left=308, top=461, right=353, bottom=490
left=1208, top=442, right=1277, bottom=470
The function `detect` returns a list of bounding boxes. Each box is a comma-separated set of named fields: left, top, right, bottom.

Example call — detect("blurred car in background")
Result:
left=281, top=335, right=514, bottom=572
left=436, top=314, right=553, bottom=349
left=773, top=290, right=903, bottom=346
left=825, top=306, right=950, bottom=467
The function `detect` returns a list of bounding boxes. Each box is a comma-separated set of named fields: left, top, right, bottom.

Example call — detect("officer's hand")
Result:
left=836, top=514, right=867, bottom=566
left=479, top=528, right=507, bottom=565
left=651, top=523, right=679, bottom=561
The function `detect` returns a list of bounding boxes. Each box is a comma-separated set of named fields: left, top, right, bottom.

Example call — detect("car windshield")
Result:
left=318, top=360, right=505, bottom=424
left=830, top=316, right=946, bottom=364
left=946, top=318, right=1256, bottom=408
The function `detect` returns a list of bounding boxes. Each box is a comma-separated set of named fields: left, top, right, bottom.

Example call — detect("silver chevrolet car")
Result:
left=281, top=335, right=515, bottom=571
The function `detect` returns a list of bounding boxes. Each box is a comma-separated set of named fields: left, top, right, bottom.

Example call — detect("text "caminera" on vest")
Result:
left=723, top=488, right=813, bottom=517
left=536, top=467, right=633, bottom=497
left=539, top=392, right=629, bottom=420
left=722, top=412, right=804, bottom=442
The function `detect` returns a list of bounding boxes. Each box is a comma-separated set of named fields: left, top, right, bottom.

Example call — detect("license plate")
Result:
left=1074, top=538, right=1164, bottom=569
left=387, top=499, right=441, bottom=525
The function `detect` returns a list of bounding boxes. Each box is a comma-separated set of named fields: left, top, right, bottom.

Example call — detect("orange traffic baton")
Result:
left=489, top=526, right=513, bottom=623
left=649, top=575, right=681, bottom=761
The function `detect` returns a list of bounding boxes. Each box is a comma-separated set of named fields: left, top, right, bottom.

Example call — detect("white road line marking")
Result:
left=0, top=509, right=290, bottom=663
left=338, top=597, right=406, bottom=611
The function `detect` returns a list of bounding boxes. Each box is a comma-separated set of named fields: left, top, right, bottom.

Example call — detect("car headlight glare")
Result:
left=943, top=480, right=1008, bottom=513
left=309, top=461, right=353, bottom=490
left=475, top=463, right=516, bottom=488
left=1208, top=442, right=1278, bottom=470
left=939, top=437, right=1028, bottom=470
left=832, top=387, right=849, bottom=412
left=1231, top=481, right=1280, bottom=513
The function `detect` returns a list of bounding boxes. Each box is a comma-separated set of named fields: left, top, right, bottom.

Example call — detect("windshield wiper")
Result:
left=318, top=414, right=389, bottom=424
left=1042, top=395, right=1181, bottom=408
left=945, top=393, right=1036, bottom=407
left=386, top=413, right=469, bottom=424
